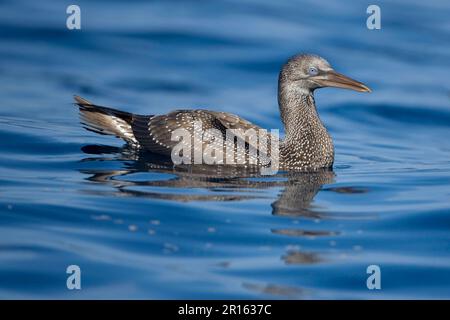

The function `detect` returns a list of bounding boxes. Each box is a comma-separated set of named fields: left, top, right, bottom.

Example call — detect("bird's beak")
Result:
left=313, top=70, right=371, bottom=93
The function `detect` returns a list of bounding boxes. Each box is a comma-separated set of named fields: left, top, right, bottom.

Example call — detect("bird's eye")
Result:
left=308, top=67, right=318, bottom=76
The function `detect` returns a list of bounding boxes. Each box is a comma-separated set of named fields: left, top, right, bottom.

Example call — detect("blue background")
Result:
left=0, top=0, right=449, bottom=298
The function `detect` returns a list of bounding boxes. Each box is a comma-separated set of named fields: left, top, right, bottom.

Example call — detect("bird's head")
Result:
left=279, top=54, right=371, bottom=94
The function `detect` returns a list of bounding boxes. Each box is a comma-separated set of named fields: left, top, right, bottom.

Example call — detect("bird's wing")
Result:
left=131, top=110, right=225, bottom=157
left=131, top=110, right=275, bottom=161
left=206, top=111, right=279, bottom=155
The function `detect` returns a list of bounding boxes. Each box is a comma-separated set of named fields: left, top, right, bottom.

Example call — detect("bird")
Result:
left=74, top=53, right=370, bottom=171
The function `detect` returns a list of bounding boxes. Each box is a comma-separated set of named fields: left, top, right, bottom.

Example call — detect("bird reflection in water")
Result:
left=79, top=144, right=366, bottom=280
left=80, top=144, right=335, bottom=215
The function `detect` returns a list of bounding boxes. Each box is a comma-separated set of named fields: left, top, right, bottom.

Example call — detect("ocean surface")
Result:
left=1, top=0, right=450, bottom=299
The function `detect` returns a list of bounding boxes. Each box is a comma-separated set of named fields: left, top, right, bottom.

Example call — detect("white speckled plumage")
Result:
left=75, top=54, right=370, bottom=170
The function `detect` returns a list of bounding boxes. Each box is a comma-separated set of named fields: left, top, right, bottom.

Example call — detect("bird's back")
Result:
left=74, top=96, right=271, bottom=166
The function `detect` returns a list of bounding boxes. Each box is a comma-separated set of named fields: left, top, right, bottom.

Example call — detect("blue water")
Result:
left=1, top=0, right=450, bottom=299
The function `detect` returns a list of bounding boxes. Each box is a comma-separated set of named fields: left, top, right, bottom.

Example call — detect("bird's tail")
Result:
left=74, top=95, right=138, bottom=145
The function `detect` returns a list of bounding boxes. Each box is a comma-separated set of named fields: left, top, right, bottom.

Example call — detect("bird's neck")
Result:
left=278, top=86, right=324, bottom=140
left=278, top=83, right=334, bottom=168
